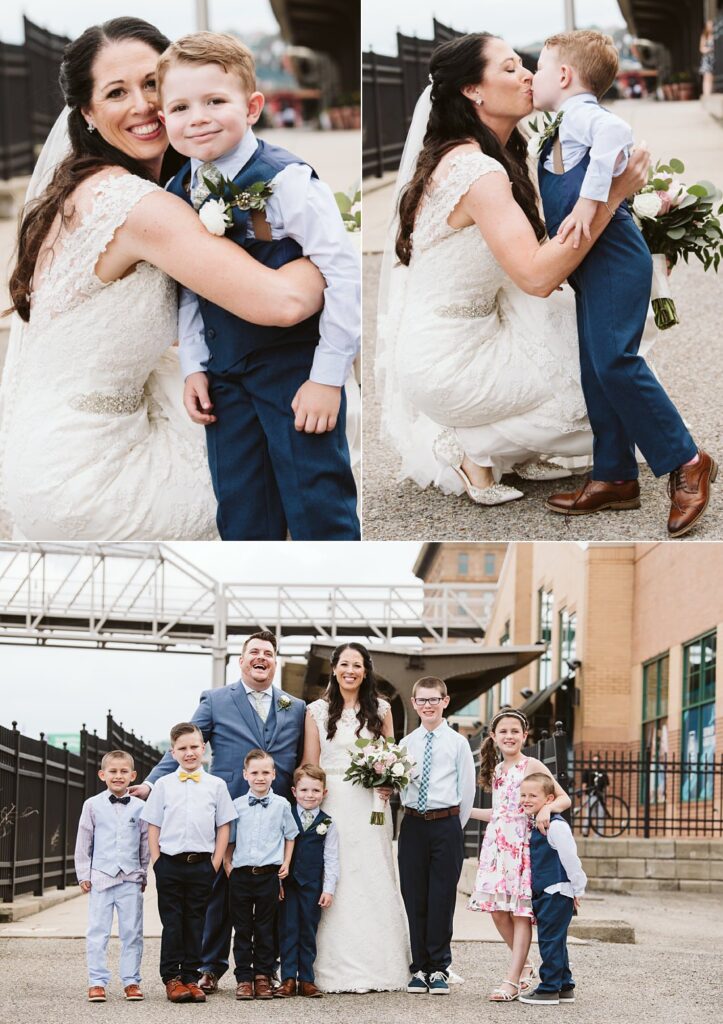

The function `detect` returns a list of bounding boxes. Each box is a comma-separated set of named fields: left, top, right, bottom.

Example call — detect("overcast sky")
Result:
left=0, top=0, right=279, bottom=43
left=2, top=542, right=421, bottom=744
left=363, top=0, right=627, bottom=54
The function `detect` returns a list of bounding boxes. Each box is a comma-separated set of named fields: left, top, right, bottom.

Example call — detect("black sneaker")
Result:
left=519, top=989, right=560, bottom=1005
left=559, top=988, right=575, bottom=1003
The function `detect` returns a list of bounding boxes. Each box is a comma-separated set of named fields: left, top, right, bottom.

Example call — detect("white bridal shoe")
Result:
left=432, top=430, right=524, bottom=506
left=513, top=460, right=572, bottom=481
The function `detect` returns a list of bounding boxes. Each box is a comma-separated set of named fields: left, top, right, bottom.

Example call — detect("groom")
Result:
left=130, top=630, right=305, bottom=994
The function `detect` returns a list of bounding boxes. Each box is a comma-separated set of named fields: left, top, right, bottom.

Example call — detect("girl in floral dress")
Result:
left=468, top=710, right=571, bottom=1002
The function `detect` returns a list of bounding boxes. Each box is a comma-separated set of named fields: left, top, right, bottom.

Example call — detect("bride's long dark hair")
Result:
left=395, top=33, right=546, bottom=266
left=7, top=17, right=184, bottom=322
left=324, top=642, right=385, bottom=741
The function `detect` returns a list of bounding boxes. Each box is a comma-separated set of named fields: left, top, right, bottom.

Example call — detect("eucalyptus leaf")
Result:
left=666, top=227, right=686, bottom=240
left=669, top=158, right=685, bottom=174
left=335, top=191, right=352, bottom=214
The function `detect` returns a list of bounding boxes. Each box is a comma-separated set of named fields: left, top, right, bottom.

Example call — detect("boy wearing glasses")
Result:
left=397, top=677, right=476, bottom=995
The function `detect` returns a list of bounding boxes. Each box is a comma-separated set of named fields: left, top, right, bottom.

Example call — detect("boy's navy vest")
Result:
left=529, top=813, right=570, bottom=897
left=87, top=791, right=145, bottom=877
left=167, top=139, right=321, bottom=373
left=289, top=805, right=330, bottom=888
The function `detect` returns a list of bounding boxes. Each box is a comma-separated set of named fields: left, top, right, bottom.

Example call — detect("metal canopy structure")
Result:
left=618, top=0, right=705, bottom=74
left=0, top=543, right=501, bottom=688
left=270, top=0, right=359, bottom=94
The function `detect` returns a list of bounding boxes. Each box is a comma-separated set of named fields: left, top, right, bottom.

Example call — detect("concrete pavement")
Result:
left=361, top=100, right=723, bottom=541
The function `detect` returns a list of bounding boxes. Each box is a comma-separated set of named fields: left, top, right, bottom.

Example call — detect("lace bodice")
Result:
left=307, top=698, right=391, bottom=774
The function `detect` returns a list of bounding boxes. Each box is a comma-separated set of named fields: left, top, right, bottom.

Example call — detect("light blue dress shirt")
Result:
left=140, top=766, right=237, bottom=854
left=176, top=128, right=360, bottom=386
left=229, top=789, right=298, bottom=867
left=542, top=819, right=588, bottom=898
left=295, top=804, right=340, bottom=895
left=401, top=720, right=477, bottom=826
left=542, top=92, right=633, bottom=202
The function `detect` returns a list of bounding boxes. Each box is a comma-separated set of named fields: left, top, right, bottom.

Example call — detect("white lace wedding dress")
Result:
left=384, top=150, right=595, bottom=488
left=307, top=698, right=410, bottom=992
left=1, top=174, right=217, bottom=539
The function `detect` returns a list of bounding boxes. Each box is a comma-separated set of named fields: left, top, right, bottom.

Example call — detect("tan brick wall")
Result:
left=423, top=542, right=508, bottom=584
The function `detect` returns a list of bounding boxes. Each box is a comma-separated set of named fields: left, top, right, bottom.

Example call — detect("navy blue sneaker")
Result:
left=428, top=971, right=449, bottom=995
left=406, top=971, right=428, bottom=994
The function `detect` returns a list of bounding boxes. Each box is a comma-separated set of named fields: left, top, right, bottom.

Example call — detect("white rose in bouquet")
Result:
left=199, top=198, right=231, bottom=235
left=391, top=761, right=405, bottom=777
left=632, top=192, right=663, bottom=220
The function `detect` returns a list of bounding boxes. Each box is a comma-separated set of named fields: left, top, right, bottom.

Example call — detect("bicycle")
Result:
left=571, top=787, right=630, bottom=838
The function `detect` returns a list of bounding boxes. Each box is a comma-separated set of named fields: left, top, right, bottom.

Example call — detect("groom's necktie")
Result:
left=251, top=690, right=270, bottom=723
left=192, top=161, right=223, bottom=209
left=417, top=732, right=434, bottom=814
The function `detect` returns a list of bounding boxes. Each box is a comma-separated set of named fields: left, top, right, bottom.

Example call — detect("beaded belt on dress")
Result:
left=434, top=300, right=495, bottom=319
left=71, top=387, right=144, bottom=416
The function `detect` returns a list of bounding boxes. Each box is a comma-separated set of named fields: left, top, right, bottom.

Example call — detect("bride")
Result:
left=377, top=32, right=650, bottom=505
left=0, top=17, right=325, bottom=540
left=302, top=642, right=410, bottom=992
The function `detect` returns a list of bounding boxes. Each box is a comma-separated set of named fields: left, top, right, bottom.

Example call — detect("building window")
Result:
left=499, top=620, right=511, bottom=706
left=641, top=653, right=669, bottom=804
left=558, top=609, right=577, bottom=675
left=537, top=589, right=553, bottom=690
left=681, top=632, right=716, bottom=802
left=455, top=698, right=480, bottom=719
left=484, top=552, right=496, bottom=576
left=457, top=552, right=469, bottom=576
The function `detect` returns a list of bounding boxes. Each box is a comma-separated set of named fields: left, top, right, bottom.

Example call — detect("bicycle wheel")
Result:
left=591, top=794, right=630, bottom=837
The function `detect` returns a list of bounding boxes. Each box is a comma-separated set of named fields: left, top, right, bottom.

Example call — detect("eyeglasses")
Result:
left=413, top=697, right=444, bottom=707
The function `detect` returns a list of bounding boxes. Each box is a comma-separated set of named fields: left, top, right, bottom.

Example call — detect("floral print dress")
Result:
left=468, top=756, right=533, bottom=917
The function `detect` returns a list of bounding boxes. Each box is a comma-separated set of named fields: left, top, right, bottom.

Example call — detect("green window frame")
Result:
left=558, top=609, right=577, bottom=675
left=641, top=653, right=669, bottom=805
left=681, top=632, right=716, bottom=802
left=537, top=589, right=553, bottom=690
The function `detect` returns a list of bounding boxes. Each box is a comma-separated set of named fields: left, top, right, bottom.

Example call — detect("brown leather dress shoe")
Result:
left=274, top=979, right=297, bottom=998
left=124, top=984, right=144, bottom=1000
left=166, top=978, right=193, bottom=1003
left=254, top=975, right=274, bottom=999
left=667, top=450, right=718, bottom=537
left=298, top=981, right=323, bottom=998
left=235, top=980, right=255, bottom=1000
left=546, top=478, right=640, bottom=515
left=198, top=972, right=218, bottom=994
left=88, top=986, right=106, bottom=1002
left=184, top=982, right=207, bottom=1003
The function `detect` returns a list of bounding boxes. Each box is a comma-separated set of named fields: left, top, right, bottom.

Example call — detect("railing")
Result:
left=0, top=715, right=161, bottom=903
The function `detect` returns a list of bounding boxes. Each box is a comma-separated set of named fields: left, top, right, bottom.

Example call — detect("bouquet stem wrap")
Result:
left=371, top=789, right=387, bottom=826
left=651, top=253, right=679, bottom=331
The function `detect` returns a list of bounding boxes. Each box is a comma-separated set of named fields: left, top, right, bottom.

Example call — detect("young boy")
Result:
left=225, top=749, right=298, bottom=1000
left=156, top=33, right=360, bottom=542
left=397, top=676, right=476, bottom=995
left=74, top=750, right=149, bottom=1003
left=276, top=764, right=339, bottom=999
left=140, top=723, right=236, bottom=1003
left=518, top=773, right=587, bottom=1006
left=533, top=30, right=714, bottom=537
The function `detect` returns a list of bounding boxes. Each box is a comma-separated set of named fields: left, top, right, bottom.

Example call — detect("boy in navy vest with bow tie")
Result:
left=156, top=33, right=360, bottom=541
left=74, top=750, right=149, bottom=1003
left=276, top=764, right=339, bottom=999
left=519, top=773, right=587, bottom=1006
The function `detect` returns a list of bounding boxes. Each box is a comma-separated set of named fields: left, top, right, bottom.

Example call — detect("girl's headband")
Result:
left=490, top=708, right=528, bottom=730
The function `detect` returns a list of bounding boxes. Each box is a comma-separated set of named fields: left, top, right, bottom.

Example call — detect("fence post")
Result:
left=61, top=742, right=70, bottom=891
left=10, top=722, right=21, bottom=903
left=38, top=731, right=48, bottom=897
left=370, top=48, right=384, bottom=178
left=553, top=721, right=570, bottom=793
left=642, top=745, right=651, bottom=839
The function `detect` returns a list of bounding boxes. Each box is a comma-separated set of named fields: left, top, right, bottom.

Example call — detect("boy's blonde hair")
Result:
left=293, top=763, right=327, bottom=787
left=521, top=771, right=557, bottom=797
left=157, top=32, right=256, bottom=99
left=244, top=747, right=274, bottom=769
left=544, top=30, right=619, bottom=98
left=412, top=675, right=448, bottom=697
left=100, top=749, right=134, bottom=770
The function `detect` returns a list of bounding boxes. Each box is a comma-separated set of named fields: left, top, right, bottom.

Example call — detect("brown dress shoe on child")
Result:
left=254, top=975, right=274, bottom=999
left=235, top=981, right=254, bottom=1000
left=124, top=984, right=144, bottom=1000
left=198, top=972, right=218, bottom=994
left=166, top=978, right=193, bottom=1002
left=184, top=982, right=207, bottom=1002
left=667, top=449, right=718, bottom=537
left=88, top=986, right=106, bottom=1002
left=546, top=478, right=640, bottom=515
left=298, top=981, right=323, bottom=998
left=274, top=979, right=297, bottom=998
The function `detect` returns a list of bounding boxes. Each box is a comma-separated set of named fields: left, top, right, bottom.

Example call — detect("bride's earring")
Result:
left=475, top=95, right=483, bottom=106
left=86, top=122, right=96, bottom=133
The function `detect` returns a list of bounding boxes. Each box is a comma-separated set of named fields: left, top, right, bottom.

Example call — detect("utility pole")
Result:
left=196, top=0, right=209, bottom=31
left=564, top=0, right=576, bottom=31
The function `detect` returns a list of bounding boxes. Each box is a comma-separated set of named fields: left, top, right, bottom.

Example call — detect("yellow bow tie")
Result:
left=179, top=770, right=201, bottom=783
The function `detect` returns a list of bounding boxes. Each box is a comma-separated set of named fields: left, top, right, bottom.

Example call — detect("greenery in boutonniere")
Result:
left=197, top=175, right=274, bottom=236
left=277, top=696, right=292, bottom=711
left=335, top=188, right=361, bottom=232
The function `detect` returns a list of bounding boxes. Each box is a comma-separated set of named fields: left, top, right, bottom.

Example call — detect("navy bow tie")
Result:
left=248, top=795, right=270, bottom=807
left=109, top=795, right=131, bottom=805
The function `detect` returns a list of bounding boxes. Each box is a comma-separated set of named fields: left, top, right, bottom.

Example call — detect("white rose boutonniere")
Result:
left=277, top=696, right=292, bottom=711
left=316, top=818, right=331, bottom=835
left=198, top=198, right=232, bottom=236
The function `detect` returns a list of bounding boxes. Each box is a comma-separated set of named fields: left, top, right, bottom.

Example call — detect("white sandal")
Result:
left=488, top=980, right=521, bottom=1002
left=520, top=962, right=538, bottom=993
left=432, top=431, right=524, bottom=506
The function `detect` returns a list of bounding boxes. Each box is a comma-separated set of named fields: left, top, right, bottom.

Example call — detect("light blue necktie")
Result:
left=417, top=732, right=434, bottom=813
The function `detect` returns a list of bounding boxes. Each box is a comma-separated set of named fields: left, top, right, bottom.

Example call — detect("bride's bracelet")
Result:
left=604, top=201, right=618, bottom=220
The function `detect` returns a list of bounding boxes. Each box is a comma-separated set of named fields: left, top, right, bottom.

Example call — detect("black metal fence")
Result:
left=0, top=17, right=68, bottom=180
left=0, top=714, right=161, bottom=903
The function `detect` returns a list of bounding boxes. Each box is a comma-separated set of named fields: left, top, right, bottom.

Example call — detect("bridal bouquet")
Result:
left=344, top=737, right=416, bottom=825
left=630, top=157, right=723, bottom=329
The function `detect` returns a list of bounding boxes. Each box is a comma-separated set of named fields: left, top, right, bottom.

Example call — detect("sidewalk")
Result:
left=362, top=100, right=723, bottom=541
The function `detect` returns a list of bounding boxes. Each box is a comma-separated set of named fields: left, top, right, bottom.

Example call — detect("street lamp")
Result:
left=564, top=0, right=576, bottom=31
left=196, top=0, right=209, bottom=31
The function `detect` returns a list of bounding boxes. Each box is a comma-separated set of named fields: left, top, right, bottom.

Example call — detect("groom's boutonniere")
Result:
left=198, top=175, right=274, bottom=236
left=526, top=111, right=563, bottom=159
left=277, top=695, right=292, bottom=712
left=316, top=817, right=332, bottom=835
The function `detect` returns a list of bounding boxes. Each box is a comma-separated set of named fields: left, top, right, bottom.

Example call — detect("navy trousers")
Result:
left=154, top=854, right=215, bottom=984
left=278, top=878, right=323, bottom=983
left=397, top=813, right=464, bottom=975
left=532, top=891, right=575, bottom=993
left=204, top=340, right=360, bottom=540
left=538, top=150, right=696, bottom=479
left=229, top=868, right=281, bottom=981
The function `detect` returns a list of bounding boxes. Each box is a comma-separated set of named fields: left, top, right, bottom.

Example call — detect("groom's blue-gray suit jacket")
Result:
left=145, top=682, right=305, bottom=800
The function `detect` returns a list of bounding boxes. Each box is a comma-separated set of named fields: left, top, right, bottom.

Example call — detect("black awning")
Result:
left=518, top=674, right=572, bottom=719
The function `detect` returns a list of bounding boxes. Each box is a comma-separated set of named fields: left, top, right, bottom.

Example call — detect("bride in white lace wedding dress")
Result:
left=303, top=644, right=410, bottom=992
